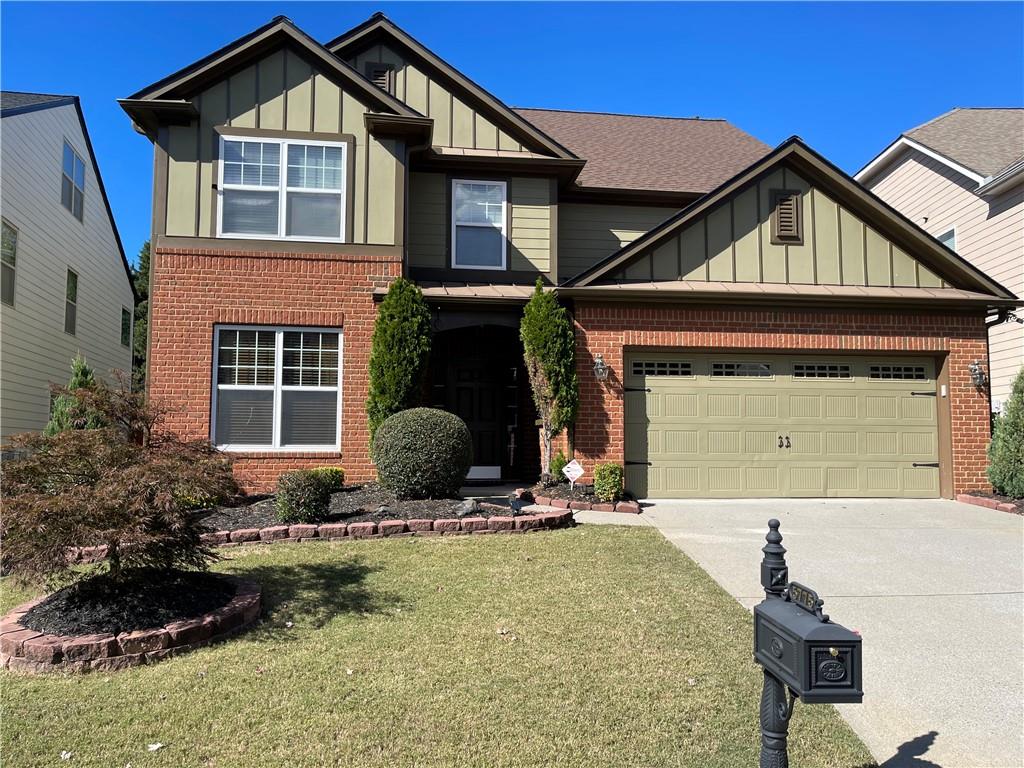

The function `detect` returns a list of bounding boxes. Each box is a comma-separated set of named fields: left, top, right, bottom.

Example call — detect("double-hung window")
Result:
left=217, top=135, right=347, bottom=242
left=64, top=269, right=78, bottom=335
left=452, top=179, right=506, bottom=270
left=62, top=140, right=86, bottom=221
left=1, top=220, right=17, bottom=306
left=212, top=326, right=341, bottom=451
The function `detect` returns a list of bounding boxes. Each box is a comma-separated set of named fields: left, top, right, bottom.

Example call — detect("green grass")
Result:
left=1, top=527, right=876, bottom=768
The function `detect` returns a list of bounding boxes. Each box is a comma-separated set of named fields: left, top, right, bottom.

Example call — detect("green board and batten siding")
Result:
left=558, top=203, right=680, bottom=282
left=164, top=48, right=403, bottom=245
left=346, top=44, right=527, bottom=153
left=605, top=167, right=947, bottom=289
left=407, top=172, right=555, bottom=274
left=625, top=352, right=940, bottom=499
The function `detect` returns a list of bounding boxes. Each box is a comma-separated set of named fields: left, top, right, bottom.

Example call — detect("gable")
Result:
left=162, top=45, right=404, bottom=245
left=328, top=16, right=574, bottom=159
left=604, top=165, right=947, bottom=289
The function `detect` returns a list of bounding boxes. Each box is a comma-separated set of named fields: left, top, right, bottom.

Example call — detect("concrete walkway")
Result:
left=577, top=499, right=1023, bottom=768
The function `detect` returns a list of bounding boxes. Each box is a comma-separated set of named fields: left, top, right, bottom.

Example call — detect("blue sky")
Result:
left=3, top=2, right=1022, bottom=266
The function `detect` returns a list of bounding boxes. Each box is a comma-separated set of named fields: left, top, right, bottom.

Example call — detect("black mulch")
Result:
left=197, top=483, right=515, bottom=533
left=21, top=569, right=236, bottom=636
left=527, top=481, right=630, bottom=505
left=964, top=490, right=1024, bottom=515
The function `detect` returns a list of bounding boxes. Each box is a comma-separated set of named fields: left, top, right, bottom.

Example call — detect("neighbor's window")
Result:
left=62, top=141, right=86, bottom=221
left=212, top=327, right=341, bottom=450
left=121, top=307, right=132, bottom=347
left=64, top=269, right=78, bottom=335
left=452, top=179, right=506, bottom=270
left=217, top=136, right=347, bottom=241
left=937, top=228, right=956, bottom=252
left=1, top=220, right=17, bottom=306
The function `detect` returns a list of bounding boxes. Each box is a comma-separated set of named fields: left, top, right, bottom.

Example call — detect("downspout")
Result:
left=984, top=308, right=1014, bottom=424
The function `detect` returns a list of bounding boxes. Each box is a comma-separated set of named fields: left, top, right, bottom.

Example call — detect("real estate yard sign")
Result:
left=562, top=459, right=584, bottom=489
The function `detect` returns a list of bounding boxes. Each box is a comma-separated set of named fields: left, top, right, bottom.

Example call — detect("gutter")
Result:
left=976, top=158, right=1024, bottom=197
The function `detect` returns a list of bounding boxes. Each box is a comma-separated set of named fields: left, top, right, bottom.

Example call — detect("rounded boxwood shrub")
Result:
left=374, top=408, right=473, bottom=499
left=308, top=466, right=346, bottom=494
left=593, top=462, right=624, bottom=502
left=276, top=470, right=331, bottom=524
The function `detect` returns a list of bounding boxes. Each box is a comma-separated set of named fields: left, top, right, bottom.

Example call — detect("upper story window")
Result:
left=62, top=140, right=86, bottom=221
left=121, top=307, right=133, bottom=348
left=1, top=220, right=17, bottom=306
left=217, top=136, right=347, bottom=242
left=452, top=179, right=506, bottom=270
left=937, top=228, right=956, bottom=252
left=64, top=269, right=78, bottom=335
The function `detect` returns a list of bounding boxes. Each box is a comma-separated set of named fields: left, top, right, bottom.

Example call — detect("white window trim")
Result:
left=64, top=268, right=78, bottom=336
left=215, top=136, right=347, bottom=243
left=451, top=178, right=507, bottom=271
left=1, top=218, right=18, bottom=307
left=61, top=138, right=86, bottom=221
left=210, top=324, right=343, bottom=453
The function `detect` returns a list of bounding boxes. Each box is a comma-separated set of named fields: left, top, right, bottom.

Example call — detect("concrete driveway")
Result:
left=585, top=499, right=1023, bottom=768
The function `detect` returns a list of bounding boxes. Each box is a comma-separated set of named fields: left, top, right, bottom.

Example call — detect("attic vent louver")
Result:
left=770, top=189, right=803, bottom=245
left=365, top=63, right=395, bottom=96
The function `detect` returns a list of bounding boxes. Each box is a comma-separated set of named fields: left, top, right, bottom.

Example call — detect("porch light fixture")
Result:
left=593, top=354, right=609, bottom=382
left=968, top=360, right=987, bottom=388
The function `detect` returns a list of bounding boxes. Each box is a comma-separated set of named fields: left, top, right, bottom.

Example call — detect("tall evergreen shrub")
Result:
left=366, top=278, right=432, bottom=441
left=520, top=279, right=578, bottom=476
left=988, top=366, right=1024, bottom=498
left=44, top=355, right=103, bottom=436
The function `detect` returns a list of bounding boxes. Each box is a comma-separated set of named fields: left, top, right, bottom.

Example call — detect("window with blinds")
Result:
left=452, top=179, right=507, bottom=270
left=213, top=326, right=341, bottom=450
left=770, top=189, right=803, bottom=245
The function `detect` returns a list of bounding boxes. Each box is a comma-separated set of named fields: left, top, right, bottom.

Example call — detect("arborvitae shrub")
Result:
left=44, top=354, right=103, bottom=436
left=988, top=367, right=1024, bottom=498
left=550, top=450, right=569, bottom=480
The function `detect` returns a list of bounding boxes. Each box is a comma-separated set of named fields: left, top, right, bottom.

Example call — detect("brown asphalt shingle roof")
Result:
left=514, top=108, right=771, bottom=195
left=905, top=108, right=1024, bottom=178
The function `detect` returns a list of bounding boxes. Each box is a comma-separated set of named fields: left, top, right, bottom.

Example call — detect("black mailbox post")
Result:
left=753, top=519, right=863, bottom=767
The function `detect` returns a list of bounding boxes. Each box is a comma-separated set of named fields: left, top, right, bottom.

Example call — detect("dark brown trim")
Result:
left=769, top=188, right=803, bottom=246
left=363, top=112, right=433, bottom=140
left=154, top=234, right=402, bottom=259
left=363, top=61, right=396, bottom=96
left=409, top=266, right=555, bottom=285
left=413, top=149, right=584, bottom=185
left=549, top=177, right=559, bottom=283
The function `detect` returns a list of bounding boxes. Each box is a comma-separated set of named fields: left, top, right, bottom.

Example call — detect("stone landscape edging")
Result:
left=514, top=489, right=641, bottom=514
left=956, top=493, right=1019, bottom=514
left=0, top=576, right=261, bottom=675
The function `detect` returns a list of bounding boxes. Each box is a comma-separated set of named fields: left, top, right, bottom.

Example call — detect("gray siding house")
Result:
left=0, top=92, right=136, bottom=441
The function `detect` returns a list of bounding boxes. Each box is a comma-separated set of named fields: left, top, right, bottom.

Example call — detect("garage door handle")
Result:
left=910, top=391, right=937, bottom=397
left=625, top=387, right=651, bottom=393
left=625, top=461, right=652, bottom=466
left=912, top=462, right=939, bottom=468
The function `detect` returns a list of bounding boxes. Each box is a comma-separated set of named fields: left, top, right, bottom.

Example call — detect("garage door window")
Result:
left=793, top=363, right=851, bottom=379
left=632, top=360, right=693, bottom=377
left=869, top=364, right=926, bottom=380
left=712, top=361, right=772, bottom=378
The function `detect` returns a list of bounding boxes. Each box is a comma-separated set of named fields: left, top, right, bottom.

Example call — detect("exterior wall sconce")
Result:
left=593, top=353, right=609, bottom=381
left=968, top=360, right=987, bottom=388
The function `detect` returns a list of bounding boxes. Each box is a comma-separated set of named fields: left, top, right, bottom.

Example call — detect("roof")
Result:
left=1, top=91, right=75, bottom=118
left=514, top=108, right=771, bottom=194
left=905, top=108, right=1024, bottom=178
left=564, top=136, right=1017, bottom=302
left=372, top=282, right=539, bottom=303
left=1, top=93, right=136, bottom=299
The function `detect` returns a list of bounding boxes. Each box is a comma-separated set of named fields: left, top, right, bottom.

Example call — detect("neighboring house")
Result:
left=857, top=108, right=1024, bottom=410
left=0, top=92, right=136, bottom=442
left=121, top=14, right=1017, bottom=498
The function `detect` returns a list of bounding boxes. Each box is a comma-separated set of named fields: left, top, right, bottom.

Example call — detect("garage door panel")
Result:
left=624, top=352, right=940, bottom=499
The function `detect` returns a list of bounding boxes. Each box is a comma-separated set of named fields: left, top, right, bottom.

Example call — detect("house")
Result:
left=121, top=14, right=1017, bottom=498
left=1, top=92, right=136, bottom=442
left=857, top=108, right=1024, bottom=411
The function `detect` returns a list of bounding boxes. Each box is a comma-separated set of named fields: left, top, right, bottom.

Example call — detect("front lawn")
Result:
left=1, top=527, right=875, bottom=767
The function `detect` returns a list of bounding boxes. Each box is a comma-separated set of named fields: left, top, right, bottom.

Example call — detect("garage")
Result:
left=624, top=352, right=941, bottom=499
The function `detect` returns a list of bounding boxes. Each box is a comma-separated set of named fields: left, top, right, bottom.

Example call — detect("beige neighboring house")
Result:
left=0, top=92, right=136, bottom=442
left=857, top=108, right=1024, bottom=409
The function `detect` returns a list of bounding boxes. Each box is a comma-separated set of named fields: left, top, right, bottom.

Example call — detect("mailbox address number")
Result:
left=786, top=581, right=828, bottom=622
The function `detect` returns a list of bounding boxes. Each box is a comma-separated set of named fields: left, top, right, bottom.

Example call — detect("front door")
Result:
left=450, top=356, right=504, bottom=479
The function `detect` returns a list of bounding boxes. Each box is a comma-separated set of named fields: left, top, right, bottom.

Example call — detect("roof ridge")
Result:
left=514, top=106, right=726, bottom=122
left=902, top=107, right=962, bottom=136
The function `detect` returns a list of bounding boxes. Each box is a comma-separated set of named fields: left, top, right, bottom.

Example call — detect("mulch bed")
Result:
left=527, top=481, right=635, bottom=505
left=21, top=569, right=236, bottom=637
left=962, top=490, right=1024, bottom=515
left=199, top=483, right=515, bottom=533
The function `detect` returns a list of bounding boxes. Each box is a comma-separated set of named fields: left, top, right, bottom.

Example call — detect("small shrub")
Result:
left=594, top=463, right=624, bottom=502
left=988, top=367, right=1024, bottom=498
left=275, top=470, right=332, bottom=524
left=550, top=450, right=569, bottom=481
left=44, top=354, right=103, bottom=436
left=308, top=466, right=346, bottom=493
left=374, top=408, right=473, bottom=499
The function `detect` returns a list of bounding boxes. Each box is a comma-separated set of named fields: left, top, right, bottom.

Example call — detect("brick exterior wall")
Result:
left=148, top=245, right=400, bottom=492
left=572, top=303, right=992, bottom=496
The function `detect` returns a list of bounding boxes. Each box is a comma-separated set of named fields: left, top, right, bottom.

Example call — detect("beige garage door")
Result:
left=624, top=353, right=940, bottom=499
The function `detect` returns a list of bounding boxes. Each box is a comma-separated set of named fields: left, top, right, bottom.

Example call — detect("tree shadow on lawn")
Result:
left=229, top=558, right=401, bottom=630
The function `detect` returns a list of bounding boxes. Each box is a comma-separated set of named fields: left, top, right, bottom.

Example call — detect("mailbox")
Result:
left=754, top=583, right=863, bottom=704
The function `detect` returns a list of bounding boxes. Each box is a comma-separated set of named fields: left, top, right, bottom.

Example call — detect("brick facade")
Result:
left=148, top=245, right=400, bottom=492
left=571, top=303, right=992, bottom=496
